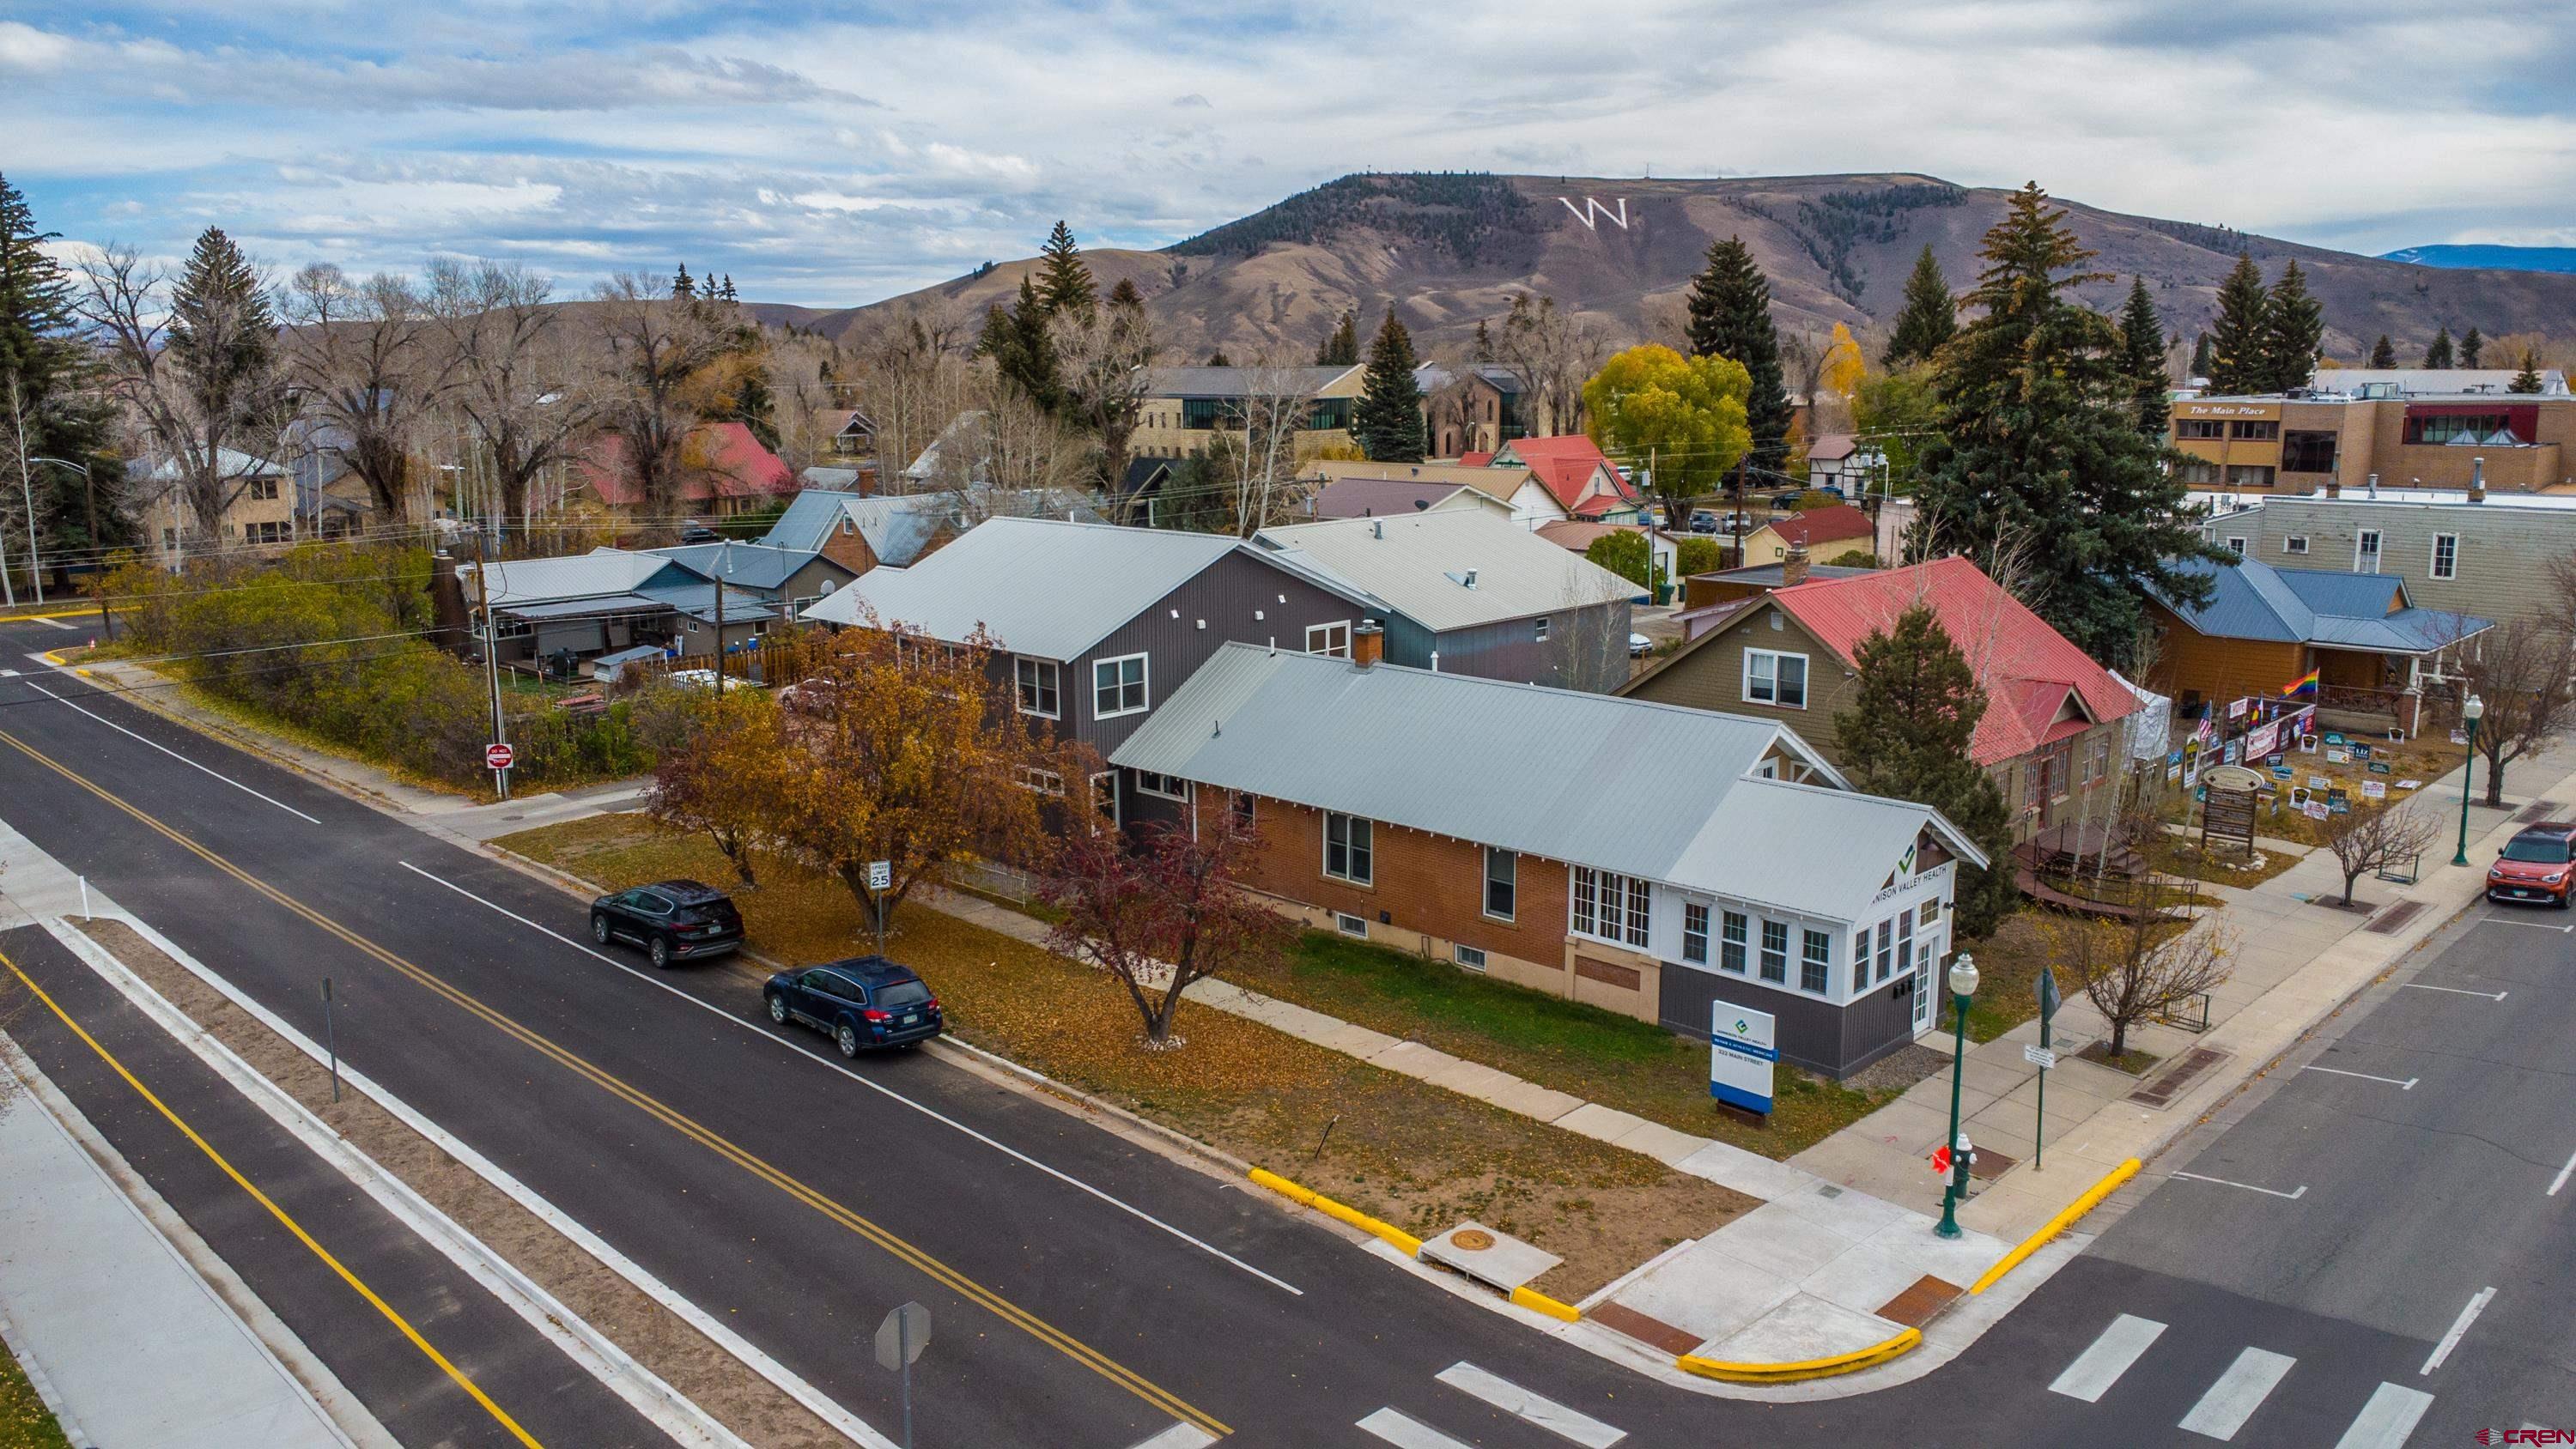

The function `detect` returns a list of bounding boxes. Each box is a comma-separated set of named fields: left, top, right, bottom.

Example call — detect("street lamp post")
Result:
left=31, top=456, right=99, bottom=621
left=1935, top=953, right=1980, bottom=1240
left=2451, top=694, right=2486, bottom=866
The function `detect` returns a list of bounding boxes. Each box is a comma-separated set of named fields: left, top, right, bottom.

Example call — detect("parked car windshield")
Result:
left=874, top=979, right=933, bottom=1008
left=2502, top=836, right=2573, bottom=864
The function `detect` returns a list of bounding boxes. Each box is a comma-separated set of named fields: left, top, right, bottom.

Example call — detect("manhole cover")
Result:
left=1449, top=1229, right=1496, bottom=1252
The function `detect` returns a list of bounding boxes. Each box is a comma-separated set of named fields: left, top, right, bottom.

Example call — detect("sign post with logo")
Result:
left=866, top=859, right=891, bottom=956
left=2032, top=967, right=2062, bottom=1169
left=1709, top=1002, right=1777, bottom=1119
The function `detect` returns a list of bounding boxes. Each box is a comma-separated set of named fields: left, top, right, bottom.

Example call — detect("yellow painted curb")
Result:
left=1677, top=1326, right=1921, bottom=1384
left=1509, top=1285, right=1581, bottom=1323
left=1247, top=1167, right=1424, bottom=1256
left=1968, top=1156, right=2141, bottom=1296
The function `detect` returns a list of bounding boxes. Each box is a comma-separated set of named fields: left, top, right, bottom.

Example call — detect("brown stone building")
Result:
left=2172, top=368, right=2576, bottom=502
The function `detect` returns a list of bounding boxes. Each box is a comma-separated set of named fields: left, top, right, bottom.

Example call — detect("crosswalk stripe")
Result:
left=2178, top=1347, right=2298, bottom=1440
left=2050, top=1314, right=2168, bottom=1403
left=2330, top=1384, right=2435, bottom=1449
left=1358, top=1407, right=1476, bottom=1449
left=1436, top=1362, right=1626, bottom=1446
left=1126, top=1425, right=1218, bottom=1449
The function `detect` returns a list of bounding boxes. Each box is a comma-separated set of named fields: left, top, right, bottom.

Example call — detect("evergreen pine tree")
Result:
left=719, top=274, right=738, bottom=303
left=2461, top=326, right=2483, bottom=368
left=1881, top=245, right=1957, bottom=368
left=2368, top=334, right=2397, bottom=368
left=977, top=276, right=1060, bottom=410
left=0, top=173, right=117, bottom=561
left=1036, top=221, right=1096, bottom=320
left=2188, top=331, right=2215, bottom=381
left=1352, top=307, right=1426, bottom=463
left=1832, top=603, right=2020, bottom=939
left=2421, top=326, right=2454, bottom=369
left=1911, top=182, right=2225, bottom=662
left=167, top=227, right=276, bottom=409
left=1206, top=349, right=1231, bottom=367
left=2206, top=252, right=2269, bottom=394
left=2510, top=349, right=2545, bottom=394
left=2117, top=276, right=2170, bottom=437
left=671, top=264, right=695, bottom=300
left=1684, top=237, right=1791, bottom=470
left=1472, top=318, right=1495, bottom=363
left=1107, top=276, right=1145, bottom=309
left=1315, top=310, right=1359, bottom=367
left=2257, top=258, right=2323, bottom=392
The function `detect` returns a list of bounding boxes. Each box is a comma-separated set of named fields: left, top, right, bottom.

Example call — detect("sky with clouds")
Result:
left=4, top=0, right=2571, bottom=307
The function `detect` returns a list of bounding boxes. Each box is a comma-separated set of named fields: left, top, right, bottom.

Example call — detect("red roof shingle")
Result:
left=1768, top=504, right=1875, bottom=547
left=1501, top=435, right=1623, bottom=511
left=578, top=421, right=799, bottom=508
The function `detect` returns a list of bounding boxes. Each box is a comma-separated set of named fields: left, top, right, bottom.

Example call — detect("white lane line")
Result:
left=2049, top=1314, right=2167, bottom=1403
left=0, top=669, right=16, bottom=677
left=1436, top=1362, right=1625, bottom=1446
left=2302, top=1065, right=2418, bottom=1089
left=2171, top=1171, right=2308, bottom=1200
left=2330, top=1383, right=2435, bottom=1449
left=2402, top=983, right=2508, bottom=1000
left=2178, top=1346, right=2297, bottom=1440
left=1125, top=1425, right=1218, bottom=1449
left=2549, top=1147, right=2576, bottom=1197
left=28, top=615, right=71, bottom=631
left=398, top=859, right=1303, bottom=1297
left=2421, top=1287, right=2495, bottom=1376
left=23, top=679, right=320, bottom=824
left=2477, top=916, right=2574, bottom=933
left=1358, top=1408, right=1474, bottom=1449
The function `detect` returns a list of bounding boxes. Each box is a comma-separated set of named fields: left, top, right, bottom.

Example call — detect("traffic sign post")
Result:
left=484, top=741, right=515, bottom=773
left=874, top=1300, right=931, bottom=1449
left=866, top=860, right=890, bottom=956
left=2034, top=967, right=2062, bottom=1169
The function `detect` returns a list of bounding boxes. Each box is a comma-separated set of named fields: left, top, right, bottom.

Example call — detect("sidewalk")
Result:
left=0, top=1048, right=380, bottom=1448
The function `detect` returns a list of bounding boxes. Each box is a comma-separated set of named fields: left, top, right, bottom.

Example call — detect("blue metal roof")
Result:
left=2160, top=556, right=2488, bottom=653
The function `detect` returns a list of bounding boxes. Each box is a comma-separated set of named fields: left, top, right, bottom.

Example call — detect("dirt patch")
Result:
left=2076, top=1040, right=2161, bottom=1076
left=1842, top=1043, right=1949, bottom=1095
left=72, top=918, right=843, bottom=1449
left=497, top=816, right=1756, bottom=1302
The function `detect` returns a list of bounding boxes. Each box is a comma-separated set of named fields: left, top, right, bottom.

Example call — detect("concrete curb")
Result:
left=1248, top=1168, right=1424, bottom=1255
left=1677, top=1328, right=1921, bottom=1385
left=1968, top=1157, right=2140, bottom=1296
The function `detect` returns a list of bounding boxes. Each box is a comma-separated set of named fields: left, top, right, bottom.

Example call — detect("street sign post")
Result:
left=866, top=860, right=890, bottom=956
left=484, top=741, right=515, bottom=773
left=875, top=1300, right=930, bottom=1448
left=2034, top=967, right=2061, bottom=1168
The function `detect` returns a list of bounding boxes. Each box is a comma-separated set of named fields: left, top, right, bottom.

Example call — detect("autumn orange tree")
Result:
left=767, top=618, right=1091, bottom=934
left=644, top=685, right=787, bottom=888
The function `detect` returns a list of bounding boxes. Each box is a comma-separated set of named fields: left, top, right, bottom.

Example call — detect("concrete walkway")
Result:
left=0, top=1049, right=377, bottom=1448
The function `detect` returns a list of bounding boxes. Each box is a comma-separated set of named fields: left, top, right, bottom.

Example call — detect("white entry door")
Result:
left=1911, top=959, right=1935, bottom=1033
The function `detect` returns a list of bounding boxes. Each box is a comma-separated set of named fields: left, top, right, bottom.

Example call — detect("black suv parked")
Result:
left=588, top=880, right=744, bottom=967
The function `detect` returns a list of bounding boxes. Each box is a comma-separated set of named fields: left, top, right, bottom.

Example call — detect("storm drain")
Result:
left=2365, top=900, right=2427, bottom=935
left=2128, top=1046, right=2229, bottom=1108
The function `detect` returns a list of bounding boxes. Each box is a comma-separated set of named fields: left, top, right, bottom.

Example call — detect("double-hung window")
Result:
left=1875, top=919, right=1894, bottom=982
left=1683, top=903, right=1710, bottom=965
left=2430, top=533, right=2458, bottom=580
left=1323, top=813, right=1373, bottom=884
left=2356, top=530, right=2383, bottom=573
left=1228, top=791, right=1257, bottom=834
left=1306, top=621, right=1351, bottom=658
left=1483, top=848, right=1516, bottom=921
left=1571, top=868, right=1650, bottom=947
left=1801, top=929, right=1832, bottom=995
left=1720, top=911, right=1748, bottom=973
left=1896, top=909, right=1915, bottom=988
left=1852, top=930, right=1870, bottom=991
left=1015, top=657, right=1060, bottom=718
left=1744, top=649, right=1807, bottom=708
left=1135, top=771, right=1191, bottom=802
left=1092, top=654, right=1148, bottom=718
left=1759, top=920, right=1789, bottom=983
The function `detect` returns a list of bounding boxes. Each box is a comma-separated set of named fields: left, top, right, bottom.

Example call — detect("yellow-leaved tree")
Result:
left=1582, top=344, right=1751, bottom=531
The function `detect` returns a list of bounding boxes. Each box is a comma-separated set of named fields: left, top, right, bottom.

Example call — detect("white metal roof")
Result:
left=1255, top=511, right=1633, bottom=633
left=1111, top=645, right=1985, bottom=922
left=461, top=552, right=680, bottom=609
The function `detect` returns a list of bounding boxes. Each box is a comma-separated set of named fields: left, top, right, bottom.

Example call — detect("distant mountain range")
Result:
left=750, top=173, right=2576, bottom=365
left=2381, top=244, right=2576, bottom=276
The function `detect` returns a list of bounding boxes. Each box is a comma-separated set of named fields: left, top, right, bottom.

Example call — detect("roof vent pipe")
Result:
left=2366, top=472, right=2379, bottom=499
left=2470, top=458, right=2486, bottom=503
left=1464, top=568, right=1479, bottom=589
left=1373, top=520, right=1383, bottom=540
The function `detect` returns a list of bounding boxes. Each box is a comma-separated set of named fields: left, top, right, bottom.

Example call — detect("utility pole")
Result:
left=8, top=375, right=43, bottom=605
left=471, top=530, right=512, bottom=802
left=712, top=538, right=728, bottom=686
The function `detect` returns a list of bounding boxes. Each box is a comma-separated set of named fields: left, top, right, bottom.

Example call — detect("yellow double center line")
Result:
left=0, top=946, right=545, bottom=1447
left=0, top=727, right=1230, bottom=1438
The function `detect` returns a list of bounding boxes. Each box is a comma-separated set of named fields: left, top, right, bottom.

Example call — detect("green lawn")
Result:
left=1255, top=930, right=1899, bottom=1160
left=0, top=1343, right=68, bottom=1449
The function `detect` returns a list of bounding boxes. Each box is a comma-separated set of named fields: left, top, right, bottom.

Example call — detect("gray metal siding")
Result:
left=1068, top=550, right=1363, bottom=755
left=1412, top=600, right=1631, bottom=692
left=2224, top=499, right=2576, bottom=627
left=1660, top=957, right=1918, bottom=1080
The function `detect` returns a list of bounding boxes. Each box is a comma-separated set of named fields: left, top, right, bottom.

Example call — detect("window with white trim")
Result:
left=1228, top=790, right=1256, bottom=834
left=2284, top=534, right=2309, bottom=555
left=1135, top=771, right=1191, bottom=802
left=1012, top=766, right=1065, bottom=797
left=1801, top=929, right=1832, bottom=995
left=1483, top=848, right=1516, bottom=921
left=1744, top=649, right=1807, bottom=708
left=1089, top=771, right=1119, bottom=830
left=1759, top=920, right=1789, bottom=983
left=1533, top=616, right=1551, bottom=642
left=2355, top=529, right=2382, bottom=573
left=1571, top=868, right=1649, bottom=947
left=1305, top=621, right=1351, bottom=658
left=1335, top=912, right=1367, bottom=937
left=1720, top=910, right=1747, bottom=973
left=1918, top=894, right=1941, bottom=927
left=2224, top=537, right=2245, bottom=556
left=1324, top=812, right=1373, bottom=884
left=1453, top=943, right=1487, bottom=971
left=1896, top=909, right=1915, bottom=989
left=1015, top=657, right=1060, bottom=718
left=2430, top=533, right=2458, bottom=580
left=1851, top=930, right=1869, bottom=991
left=1875, top=919, right=1894, bottom=982
left=1682, top=903, right=1710, bottom=965
left=1091, top=653, right=1149, bottom=718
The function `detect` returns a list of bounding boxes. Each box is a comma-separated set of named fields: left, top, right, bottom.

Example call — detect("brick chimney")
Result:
left=2322, top=480, right=2341, bottom=499
left=1352, top=620, right=1385, bottom=668
left=1781, top=543, right=1811, bottom=587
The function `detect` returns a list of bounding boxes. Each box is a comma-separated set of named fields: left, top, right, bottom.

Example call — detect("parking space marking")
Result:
left=2049, top=1314, right=2166, bottom=1403
left=2171, top=1171, right=2307, bottom=1200
left=2421, top=1287, right=2494, bottom=1376
left=2475, top=915, right=2574, bottom=933
left=2330, top=1383, right=2435, bottom=1449
left=398, top=860, right=1302, bottom=1297
left=2177, top=1347, right=2296, bottom=1440
left=2400, top=983, right=2508, bottom=1000
left=2549, top=1148, right=2576, bottom=1197
left=2301, top=1065, right=2416, bottom=1089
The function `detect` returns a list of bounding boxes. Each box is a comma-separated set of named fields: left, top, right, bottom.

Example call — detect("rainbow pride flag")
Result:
left=2281, top=668, right=2319, bottom=700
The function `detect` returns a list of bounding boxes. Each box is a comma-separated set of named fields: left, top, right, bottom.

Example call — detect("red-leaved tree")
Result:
left=1041, top=820, right=1290, bottom=1046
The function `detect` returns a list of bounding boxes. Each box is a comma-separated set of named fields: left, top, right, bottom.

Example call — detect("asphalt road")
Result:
left=5, top=616, right=2569, bottom=1449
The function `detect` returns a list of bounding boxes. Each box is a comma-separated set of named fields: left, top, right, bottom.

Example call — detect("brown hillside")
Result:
left=754, top=173, right=2576, bottom=367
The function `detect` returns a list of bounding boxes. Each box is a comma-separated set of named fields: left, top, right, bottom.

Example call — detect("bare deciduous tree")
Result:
left=848, top=298, right=975, bottom=485
left=2442, top=614, right=2576, bottom=807
left=2040, top=892, right=2236, bottom=1059
left=590, top=272, right=734, bottom=536
left=1495, top=294, right=1608, bottom=436
left=284, top=264, right=453, bottom=528
left=2320, top=797, right=2438, bottom=906
left=429, top=258, right=603, bottom=534
left=1218, top=356, right=1321, bottom=536
left=1058, top=289, right=1156, bottom=494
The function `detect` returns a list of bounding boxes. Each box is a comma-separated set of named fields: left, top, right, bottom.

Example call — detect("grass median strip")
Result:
left=497, top=815, right=1756, bottom=1300
left=0, top=1341, right=70, bottom=1449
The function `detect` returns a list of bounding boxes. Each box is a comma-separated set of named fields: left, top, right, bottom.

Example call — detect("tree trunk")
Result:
left=2483, top=753, right=2506, bottom=808
left=2108, top=1016, right=2128, bottom=1058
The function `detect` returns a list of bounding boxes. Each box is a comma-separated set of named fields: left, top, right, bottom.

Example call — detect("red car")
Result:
left=2488, top=822, right=2576, bottom=907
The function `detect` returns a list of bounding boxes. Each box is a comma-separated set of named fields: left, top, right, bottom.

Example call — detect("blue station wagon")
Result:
left=764, top=957, right=945, bottom=1057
